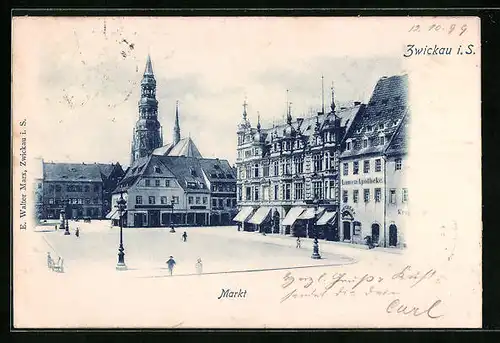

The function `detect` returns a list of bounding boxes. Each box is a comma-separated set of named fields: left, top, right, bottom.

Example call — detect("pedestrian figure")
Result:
left=47, top=252, right=53, bottom=269
left=75, top=227, right=80, bottom=238
left=195, top=258, right=203, bottom=275
left=296, top=237, right=301, bottom=248
left=182, top=231, right=187, bottom=242
left=365, top=236, right=375, bottom=249
left=54, top=225, right=57, bottom=231
left=166, top=256, right=176, bottom=276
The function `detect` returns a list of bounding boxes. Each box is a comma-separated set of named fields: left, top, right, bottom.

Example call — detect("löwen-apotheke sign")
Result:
left=341, top=177, right=383, bottom=186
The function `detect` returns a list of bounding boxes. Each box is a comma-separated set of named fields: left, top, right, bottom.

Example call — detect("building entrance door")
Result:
left=343, top=221, right=351, bottom=240
left=371, top=224, right=380, bottom=245
left=389, top=224, right=398, bottom=247
left=149, top=210, right=160, bottom=227
left=134, top=213, right=144, bottom=227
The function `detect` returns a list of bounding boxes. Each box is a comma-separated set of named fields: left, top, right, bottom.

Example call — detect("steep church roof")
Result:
left=168, top=137, right=202, bottom=158
left=152, top=137, right=203, bottom=158
left=144, top=54, right=154, bottom=75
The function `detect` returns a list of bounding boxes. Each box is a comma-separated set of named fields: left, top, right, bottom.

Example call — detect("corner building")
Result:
left=339, top=74, right=409, bottom=248
left=235, top=91, right=364, bottom=240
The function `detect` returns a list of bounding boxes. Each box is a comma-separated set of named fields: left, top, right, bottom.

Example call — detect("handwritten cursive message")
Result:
left=280, top=265, right=444, bottom=319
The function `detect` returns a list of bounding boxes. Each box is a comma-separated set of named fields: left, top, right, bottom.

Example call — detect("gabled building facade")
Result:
left=235, top=89, right=363, bottom=240
left=339, top=74, right=409, bottom=248
left=112, top=155, right=236, bottom=227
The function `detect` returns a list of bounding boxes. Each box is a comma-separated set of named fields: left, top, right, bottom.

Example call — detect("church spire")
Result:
left=321, top=75, right=325, bottom=114
left=173, top=100, right=181, bottom=145
left=144, top=54, right=154, bottom=76
left=257, top=111, right=261, bottom=131
left=242, top=97, right=248, bottom=121
left=287, top=101, right=292, bottom=125
left=330, top=81, right=336, bottom=113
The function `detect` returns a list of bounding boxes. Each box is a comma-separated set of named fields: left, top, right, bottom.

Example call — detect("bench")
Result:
left=51, top=259, right=64, bottom=273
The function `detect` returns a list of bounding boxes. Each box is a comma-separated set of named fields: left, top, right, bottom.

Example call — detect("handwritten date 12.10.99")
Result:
left=409, top=23, right=467, bottom=36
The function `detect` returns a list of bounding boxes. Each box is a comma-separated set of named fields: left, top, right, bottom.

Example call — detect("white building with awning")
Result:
left=282, top=207, right=305, bottom=226
left=316, top=211, right=337, bottom=226
left=297, top=207, right=325, bottom=220
left=233, top=207, right=255, bottom=222
left=247, top=207, right=272, bottom=225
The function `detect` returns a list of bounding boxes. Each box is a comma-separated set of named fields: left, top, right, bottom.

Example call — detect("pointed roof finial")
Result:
left=287, top=102, right=293, bottom=125
left=321, top=75, right=325, bottom=114
left=330, top=81, right=336, bottom=113
left=144, top=54, right=154, bottom=75
left=242, top=97, right=248, bottom=121
left=257, top=111, right=261, bottom=131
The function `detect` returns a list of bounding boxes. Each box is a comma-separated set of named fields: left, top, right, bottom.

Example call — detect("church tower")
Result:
left=131, top=55, right=163, bottom=164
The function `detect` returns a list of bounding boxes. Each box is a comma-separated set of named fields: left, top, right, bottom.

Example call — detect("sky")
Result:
left=13, top=17, right=406, bottom=167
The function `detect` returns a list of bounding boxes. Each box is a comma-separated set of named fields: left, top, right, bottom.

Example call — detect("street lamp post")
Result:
left=116, top=193, right=127, bottom=271
left=170, top=198, right=176, bottom=233
left=63, top=199, right=71, bottom=235
left=311, top=197, right=321, bottom=259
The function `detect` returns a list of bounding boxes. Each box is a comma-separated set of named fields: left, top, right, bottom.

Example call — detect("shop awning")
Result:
left=233, top=207, right=255, bottom=222
left=297, top=207, right=326, bottom=220
left=316, top=211, right=337, bottom=226
left=105, top=209, right=117, bottom=219
left=247, top=207, right=272, bottom=225
left=282, top=207, right=305, bottom=226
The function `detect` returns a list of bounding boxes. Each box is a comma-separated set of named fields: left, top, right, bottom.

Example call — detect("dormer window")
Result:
left=378, top=123, right=385, bottom=131
left=363, top=138, right=368, bottom=148
left=392, top=120, right=399, bottom=127
left=355, top=128, right=362, bottom=134
left=346, top=140, right=352, bottom=151
left=379, top=135, right=385, bottom=145
left=154, top=166, right=162, bottom=174
left=366, top=125, right=373, bottom=133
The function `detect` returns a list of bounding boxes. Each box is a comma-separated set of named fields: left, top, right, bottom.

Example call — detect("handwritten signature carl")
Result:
left=279, top=265, right=444, bottom=319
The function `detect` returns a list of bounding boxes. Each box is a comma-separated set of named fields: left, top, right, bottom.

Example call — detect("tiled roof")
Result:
left=96, top=163, right=120, bottom=178
left=198, top=158, right=237, bottom=181
left=385, top=111, right=410, bottom=156
left=260, top=105, right=362, bottom=144
left=43, top=162, right=103, bottom=182
left=155, top=156, right=210, bottom=193
left=152, top=137, right=202, bottom=158
left=152, top=143, right=174, bottom=156
left=168, top=137, right=203, bottom=158
left=340, top=74, right=409, bottom=159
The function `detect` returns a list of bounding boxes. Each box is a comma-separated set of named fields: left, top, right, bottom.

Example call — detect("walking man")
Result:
left=166, top=255, right=176, bottom=276
left=182, top=231, right=187, bottom=242
left=75, top=227, right=80, bottom=238
left=296, top=237, right=301, bottom=248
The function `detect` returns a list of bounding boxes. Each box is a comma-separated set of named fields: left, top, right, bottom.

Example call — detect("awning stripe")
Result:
left=316, top=212, right=337, bottom=226
left=233, top=207, right=254, bottom=222
left=105, top=209, right=118, bottom=219
left=297, top=207, right=326, bottom=220
left=282, top=207, right=305, bottom=226
left=247, top=207, right=272, bottom=225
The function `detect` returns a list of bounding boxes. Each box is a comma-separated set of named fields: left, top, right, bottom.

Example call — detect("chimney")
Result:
left=354, top=101, right=361, bottom=106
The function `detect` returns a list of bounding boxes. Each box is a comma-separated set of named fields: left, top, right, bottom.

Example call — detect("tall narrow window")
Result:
left=343, top=163, right=349, bottom=176
left=353, top=161, right=359, bottom=175
left=363, top=160, right=370, bottom=173
left=375, top=188, right=382, bottom=202
left=395, top=158, right=402, bottom=170
left=364, top=189, right=370, bottom=203
left=284, top=183, right=291, bottom=200
left=390, top=189, right=396, bottom=204
left=375, top=159, right=382, bottom=172
left=353, top=190, right=359, bottom=203
left=402, top=188, right=408, bottom=202
left=342, top=190, right=348, bottom=203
